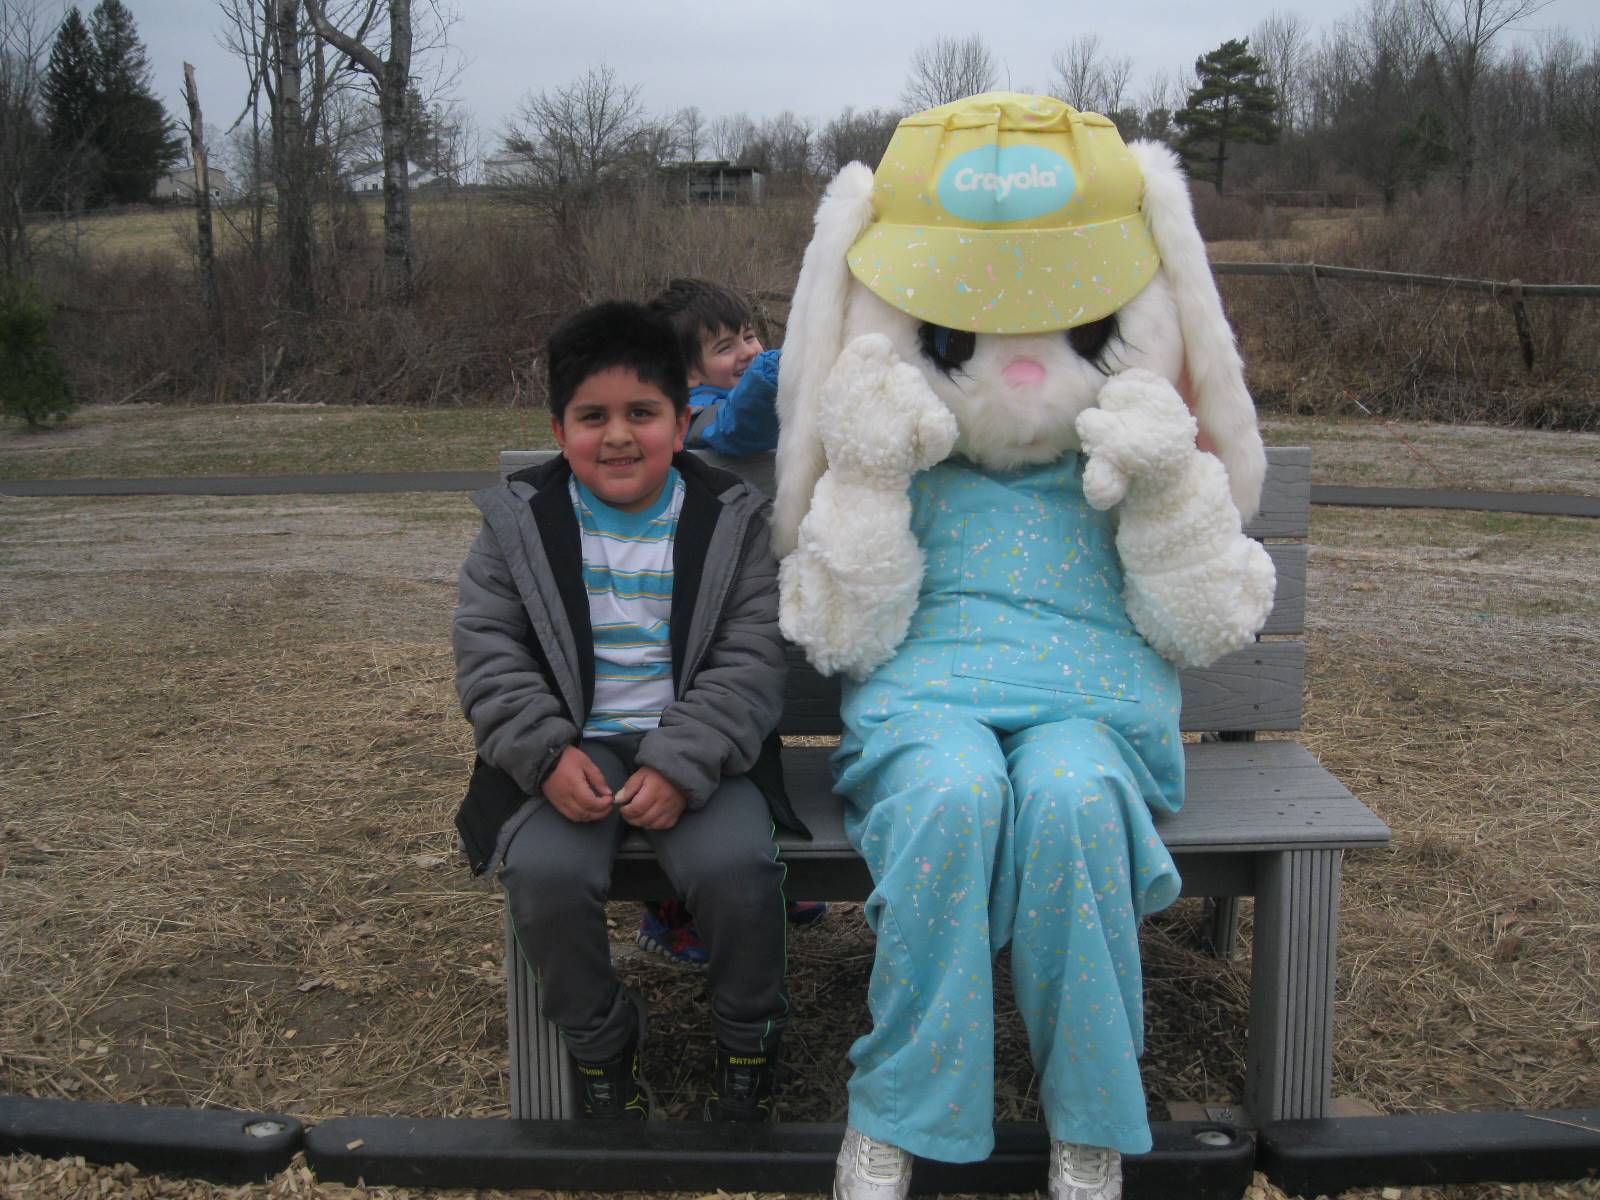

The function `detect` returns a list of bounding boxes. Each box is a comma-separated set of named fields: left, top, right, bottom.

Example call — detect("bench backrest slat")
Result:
left=498, top=446, right=1310, bottom=737
left=1244, top=447, right=1310, bottom=540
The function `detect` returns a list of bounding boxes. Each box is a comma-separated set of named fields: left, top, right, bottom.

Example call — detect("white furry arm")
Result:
left=1077, top=369, right=1277, bottom=669
left=778, top=333, right=957, bottom=679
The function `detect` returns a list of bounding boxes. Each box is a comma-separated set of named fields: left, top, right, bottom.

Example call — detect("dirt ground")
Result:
left=2, top=422, right=1598, bottom=1199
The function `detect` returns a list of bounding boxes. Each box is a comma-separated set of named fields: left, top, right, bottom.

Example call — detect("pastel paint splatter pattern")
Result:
left=832, top=456, right=1183, bottom=1163
left=844, top=93, right=1160, bottom=335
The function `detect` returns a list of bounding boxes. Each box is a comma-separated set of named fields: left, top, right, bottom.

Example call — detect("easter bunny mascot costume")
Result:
left=772, top=94, right=1275, bottom=1200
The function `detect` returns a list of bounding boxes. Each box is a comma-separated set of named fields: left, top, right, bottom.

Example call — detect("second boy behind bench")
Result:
left=452, top=301, right=805, bottom=1121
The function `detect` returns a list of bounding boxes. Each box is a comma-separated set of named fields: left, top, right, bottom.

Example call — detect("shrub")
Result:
left=1188, top=182, right=1265, bottom=242
left=0, top=289, right=76, bottom=427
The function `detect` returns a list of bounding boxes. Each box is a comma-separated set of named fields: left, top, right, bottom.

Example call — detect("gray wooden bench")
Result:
left=493, top=447, right=1390, bottom=1127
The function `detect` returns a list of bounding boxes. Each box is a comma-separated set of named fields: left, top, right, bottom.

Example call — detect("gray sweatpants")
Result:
left=500, top=734, right=789, bottom=1062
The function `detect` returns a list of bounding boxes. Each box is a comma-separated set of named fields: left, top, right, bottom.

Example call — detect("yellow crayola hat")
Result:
left=847, top=92, right=1159, bottom=335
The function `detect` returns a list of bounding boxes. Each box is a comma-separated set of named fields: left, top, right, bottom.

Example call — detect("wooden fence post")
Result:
left=1507, top=280, right=1535, bottom=371
left=1306, top=264, right=1332, bottom=338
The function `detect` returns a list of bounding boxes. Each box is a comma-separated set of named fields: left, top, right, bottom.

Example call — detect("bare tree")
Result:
left=708, top=111, right=755, bottom=163
left=182, top=62, right=224, bottom=353
left=1131, top=70, right=1181, bottom=142
left=216, top=0, right=274, bottom=263
left=1309, top=0, right=1443, bottom=207
left=1100, top=55, right=1134, bottom=116
left=502, top=64, right=647, bottom=223
left=1052, top=34, right=1098, bottom=110
left=428, top=97, right=476, bottom=184
left=901, top=34, right=997, bottom=110
left=0, top=0, right=51, bottom=280
left=742, top=110, right=814, bottom=183
left=303, top=0, right=432, bottom=304
left=272, top=0, right=317, bottom=314
left=1049, top=34, right=1130, bottom=115
left=219, top=0, right=402, bottom=281
left=1418, top=0, right=1554, bottom=195
left=1251, top=10, right=1312, bottom=132
left=1544, top=33, right=1600, bottom=179
left=819, top=105, right=902, bottom=174
left=674, top=105, right=704, bottom=161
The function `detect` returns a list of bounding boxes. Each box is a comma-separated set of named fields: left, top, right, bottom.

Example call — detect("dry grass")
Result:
left=1258, top=417, right=1600, bottom=497
left=1, top=467, right=1598, bottom=1198
left=0, top=403, right=556, bottom=482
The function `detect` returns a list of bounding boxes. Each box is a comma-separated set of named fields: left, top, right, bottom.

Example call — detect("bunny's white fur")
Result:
left=775, top=141, right=1275, bottom=678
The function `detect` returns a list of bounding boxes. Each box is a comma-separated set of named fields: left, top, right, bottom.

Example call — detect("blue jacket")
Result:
left=688, top=348, right=780, bottom=458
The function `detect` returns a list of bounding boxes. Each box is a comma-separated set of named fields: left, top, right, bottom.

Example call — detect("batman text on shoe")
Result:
left=573, top=1034, right=653, bottom=1120
left=704, top=1046, right=776, bottom=1122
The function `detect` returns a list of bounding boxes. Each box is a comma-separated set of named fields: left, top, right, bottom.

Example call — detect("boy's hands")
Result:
left=542, top=745, right=614, bottom=822
left=615, top=767, right=687, bottom=831
left=542, top=749, right=687, bottom=830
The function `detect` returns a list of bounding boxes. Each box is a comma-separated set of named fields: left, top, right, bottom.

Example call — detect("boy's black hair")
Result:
left=546, top=301, right=689, bottom=420
left=648, top=278, right=754, bottom=373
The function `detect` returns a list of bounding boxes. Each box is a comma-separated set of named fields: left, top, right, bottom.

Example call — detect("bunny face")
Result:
left=839, top=270, right=1185, bottom=472
left=772, top=126, right=1267, bottom=563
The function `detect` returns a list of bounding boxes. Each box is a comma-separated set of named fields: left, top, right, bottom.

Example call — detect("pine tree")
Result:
left=0, top=289, right=76, bottom=428
left=42, top=8, right=102, bottom=207
left=85, top=0, right=181, bottom=204
left=1174, top=38, right=1278, bottom=193
left=44, top=9, right=97, bottom=147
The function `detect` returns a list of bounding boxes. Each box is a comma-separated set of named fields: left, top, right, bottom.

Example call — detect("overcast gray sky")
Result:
left=129, top=0, right=1598, bottom=159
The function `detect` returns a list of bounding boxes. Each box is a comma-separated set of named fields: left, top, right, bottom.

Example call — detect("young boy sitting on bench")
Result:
left=452, top=301, right=803, bottom=1120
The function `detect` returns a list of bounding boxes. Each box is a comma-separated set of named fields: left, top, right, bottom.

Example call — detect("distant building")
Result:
left=347, top=160, right=447, bottom=192
left=658, top=161, right=765, bottom=206
left=483, top=154, right=536, bottom=189
left=155, top=165, right=233, bottom=204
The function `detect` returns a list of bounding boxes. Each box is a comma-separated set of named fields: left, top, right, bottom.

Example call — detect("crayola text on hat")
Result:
left=847, top=92, right=1159, bottom=335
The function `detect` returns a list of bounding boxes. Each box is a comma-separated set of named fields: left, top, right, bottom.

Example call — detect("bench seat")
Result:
left=604, top=740, right=1389, bottom=900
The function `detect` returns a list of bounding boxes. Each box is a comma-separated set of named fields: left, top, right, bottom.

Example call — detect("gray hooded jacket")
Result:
left=452, top=452, right=800, bottom=877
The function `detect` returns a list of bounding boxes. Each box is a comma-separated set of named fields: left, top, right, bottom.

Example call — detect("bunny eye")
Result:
left=917, top=322, right=976, bottom=375
left=1065, top=314, right=1119, bottom=370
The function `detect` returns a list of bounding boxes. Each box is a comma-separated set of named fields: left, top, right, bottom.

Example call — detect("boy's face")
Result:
left=552, top=367, right=689, bottom=512
left=689, top=324, right=763, bottom=392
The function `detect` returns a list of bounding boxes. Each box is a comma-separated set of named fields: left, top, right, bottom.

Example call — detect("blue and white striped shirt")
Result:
left=571, top=470, right=684, bottom=736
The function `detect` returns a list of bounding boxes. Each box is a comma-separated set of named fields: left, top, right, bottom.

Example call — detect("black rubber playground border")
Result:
left=4, top=472, right=1598, bottom=518
left=5, top=1092, right=1599, bottom=1195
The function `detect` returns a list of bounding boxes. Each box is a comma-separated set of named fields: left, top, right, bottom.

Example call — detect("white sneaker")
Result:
left=1048, top=1141, right=1122, bottom=1200
left=834, top=1126, right=912, bottom=1200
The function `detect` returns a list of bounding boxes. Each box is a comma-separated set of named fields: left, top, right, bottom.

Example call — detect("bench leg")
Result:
left=505, top=907, right=578, bottom=1119
left=1204, top=896, right=1241, bottom=959
left=1245, top=849, right=1340, bottom=1123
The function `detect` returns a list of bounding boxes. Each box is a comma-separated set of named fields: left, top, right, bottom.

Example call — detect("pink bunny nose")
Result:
left=1002, top=358, right=1046, bottom=387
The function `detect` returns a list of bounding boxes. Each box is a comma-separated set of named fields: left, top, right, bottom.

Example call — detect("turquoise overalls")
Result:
left=832, top=454, right=1184, bottom=1163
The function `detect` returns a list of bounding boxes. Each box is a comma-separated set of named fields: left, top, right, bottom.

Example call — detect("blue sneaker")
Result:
left=637, top=901, right=709, bottom=968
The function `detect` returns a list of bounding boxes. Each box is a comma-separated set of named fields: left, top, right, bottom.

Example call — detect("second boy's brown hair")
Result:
left=649, top=279, right=754, bottom=375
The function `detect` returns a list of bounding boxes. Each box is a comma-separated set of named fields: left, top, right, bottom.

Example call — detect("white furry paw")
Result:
left=777, top=473, right=924, bottom=679
left=1125, top=536, right=1277, bottom=668
left=818, top=333, right=958, bottom=484
left=1076, top=369, right=1199, bottom=510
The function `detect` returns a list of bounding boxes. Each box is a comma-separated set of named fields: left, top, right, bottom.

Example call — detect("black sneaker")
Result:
left=573, top=1026, right=653, bottom=1120
left=704, top=1045, right=777, bottom=1123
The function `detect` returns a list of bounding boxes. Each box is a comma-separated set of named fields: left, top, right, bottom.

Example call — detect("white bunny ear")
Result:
left=772, top=162, right=878, bottom=557
left=1131, top=140, right=1266, bottom=521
